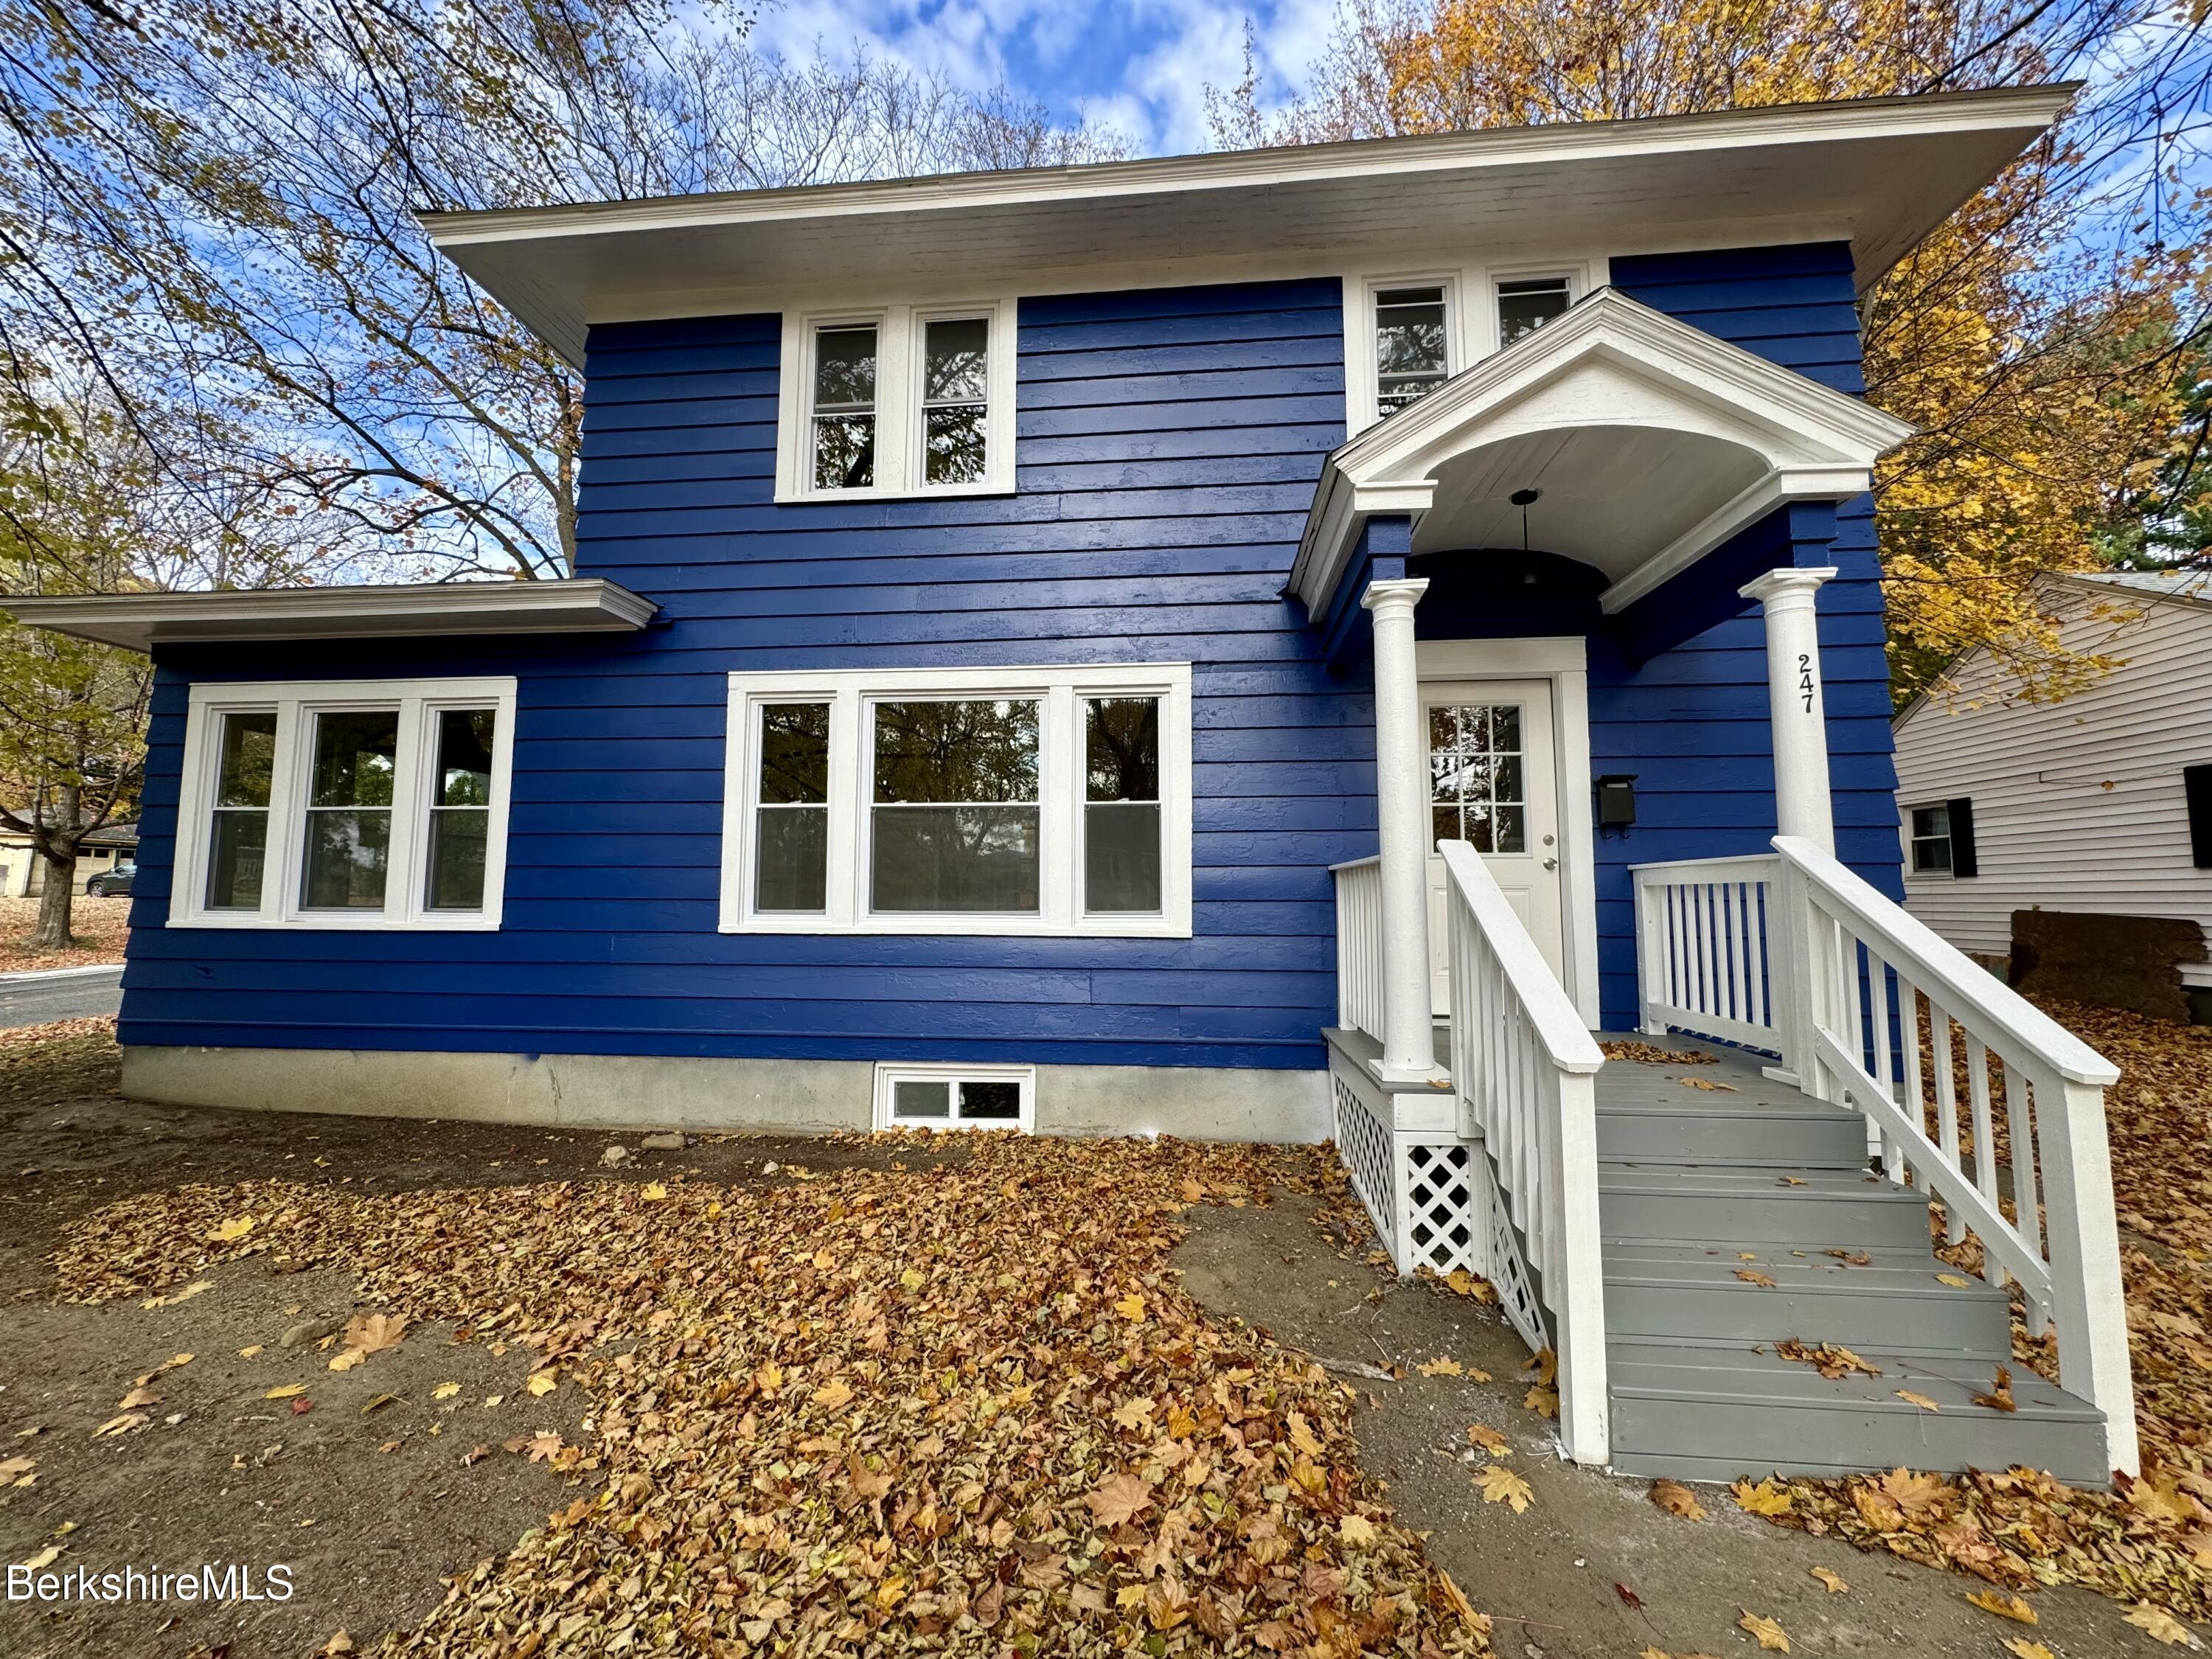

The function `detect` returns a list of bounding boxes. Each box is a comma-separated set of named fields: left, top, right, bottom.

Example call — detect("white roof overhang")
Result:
left=1287, top=288, right=1915, bottom=618
left=424, top=86, right=2074, bottom=367
left=1, top=579, right=658, bottom=653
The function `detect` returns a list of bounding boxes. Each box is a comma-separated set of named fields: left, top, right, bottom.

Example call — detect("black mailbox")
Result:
left=1595, top=774, right=1638, bottom=832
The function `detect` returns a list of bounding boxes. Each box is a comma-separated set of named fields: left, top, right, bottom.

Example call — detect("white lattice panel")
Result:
left=1475, top=1151, right=1548, bottom=1352
left=1331, top=1071, right=1396, bottom=1253
left=1331, top=1060, right=1489, bottom=1284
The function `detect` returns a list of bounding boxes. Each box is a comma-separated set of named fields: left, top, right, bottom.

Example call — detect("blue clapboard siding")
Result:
left=122, top=279, right=1374, bottom=1075
left=121, top=242, right=1903, bottom=1073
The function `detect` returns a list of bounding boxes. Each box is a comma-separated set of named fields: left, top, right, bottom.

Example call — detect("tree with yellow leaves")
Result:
left=1210, top=0, right=2211, bottom=703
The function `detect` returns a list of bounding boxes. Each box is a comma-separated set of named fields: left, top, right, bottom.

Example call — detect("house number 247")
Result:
left=1797, top=652, right=1817, bottom=714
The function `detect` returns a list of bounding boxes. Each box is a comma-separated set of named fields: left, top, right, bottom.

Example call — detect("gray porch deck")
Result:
left=1326, top=1023, right=2111, bottom=1484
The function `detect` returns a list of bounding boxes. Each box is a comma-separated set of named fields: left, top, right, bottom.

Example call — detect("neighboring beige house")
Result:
left=0, top=815, right=138, bottom=899
left=1892, top=568, right=2212, bottom=1019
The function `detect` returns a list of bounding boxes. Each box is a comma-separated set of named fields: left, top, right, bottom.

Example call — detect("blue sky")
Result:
left=748, top=0, right=1339, bottom=155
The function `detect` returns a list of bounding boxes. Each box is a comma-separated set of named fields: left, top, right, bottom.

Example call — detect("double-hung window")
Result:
left=1374, top=285, right=1451, bottom=414
left=723, top=664, right=1191, bottom=936
left=172, top=678, right=517, bottom=929
left=779, top=301, right=1014, bottom=499
left=1496, top=276, right=1572, bottom=347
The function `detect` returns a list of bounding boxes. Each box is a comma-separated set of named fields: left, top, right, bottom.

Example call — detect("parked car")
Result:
left=86, top=861, right=134, bottom=897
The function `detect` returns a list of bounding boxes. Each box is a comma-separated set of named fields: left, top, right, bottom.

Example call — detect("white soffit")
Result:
left=1, top=579, right=658, bottom=653
left=1287, top=288, right=1916, bottom=616
left=424, top=86, right=2075, bottom=366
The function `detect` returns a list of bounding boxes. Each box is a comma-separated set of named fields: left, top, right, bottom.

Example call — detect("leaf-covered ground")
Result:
left=1727, top=999, right=2212, bottom=1641
left=41, top=1130, right=1494, bottom=1658
left=0, top=896, right=129, bottom=974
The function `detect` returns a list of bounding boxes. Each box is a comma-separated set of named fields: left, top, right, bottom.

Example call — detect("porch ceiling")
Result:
left=1288, top=288, right=1916, bottom=620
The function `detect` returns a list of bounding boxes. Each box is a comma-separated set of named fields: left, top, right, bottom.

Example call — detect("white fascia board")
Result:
left=426, top=87, right=2070, bottom=251
left=1290, top=288, right=1915, bottom=615
left=2, top=580, right=658, bottom=653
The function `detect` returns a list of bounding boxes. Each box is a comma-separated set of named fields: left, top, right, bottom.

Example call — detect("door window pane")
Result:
left=755, top=702, right=830, bottom=912
left=1428, top=703, right=1528, bottom=855
left=1375, top=285, right=1448, bottom=413
left=425, top=708, right=496, bottom=911
left=1085, top=696, right=1161, bottom=913
left=206, top=710, right=277, bottom=909
left=811, top=324, right=877, bottom=490
left=921, top=316, right=990, bottom=486
left=1498, top=278, right=1571, bottom=347
left=302, top=709, right=398, bottom=909
left=871, top=699, right=1040, bottom=912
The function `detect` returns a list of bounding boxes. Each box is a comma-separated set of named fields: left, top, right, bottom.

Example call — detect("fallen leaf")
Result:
left=1734, top=1268, right=1779, bottom=1287
left=1475, top=1464, right=1532, bottom=1513
left=2124, top=1603, right=2199, bottom=1646
left=1678, top=1077, right=1739, bottom=1091
left=1972, top=1366, right=2018, bottom=1413
left=1113, top=1293, right=1145, bottom=1322
left=1650, top=1478, right=1707, bottom=1520
left=811, top=1377, right=854, bottom=1411
left=1338, top=1514, right=1377, bottom=1548
left=16, top=1545, right=60, bottom=1571
left=91, top=1412, right=147, bottom=1437
left=641, top=1182, right=669, bottom=1200
left=361, top=1394, right=398, bottom=1414
left=1523, top=1384, right=1559, bottom=1418
left=1894, top=1389, right=1942, bottom=1412
left=265, top=1384, right=309, bottom=1399
left=290, top=1396, right=313, bottom=1416
left=1738, top=1610, right=1790, bottom=1652
left=432, top=1382, right=461, bottom=1400
left=1085, top=1471, right=1154, bottom=1527
left=525, top=1369, right=558, bottom=1397
left=1467, top=1422, right=1511, bottom=1456
left=1810, top=1567, right=1848, bottom=1593
left=139, top=1280, right=212, bottom=1310
left=206, top=1216, right=257, bottom=1243
left=1965, top=1590, right=2038, bottom=1624
left=1935, top=1272, right=1973, bottom=1287
left=341, top=1312, right=407, bottom=1356
left=327, top=1349, right=364, bottom=1372
left=2002, top=1642, right=2056, bottom=1659
left=116, top=1385, right=161, bottom=1411
left=1415, top=1356, right=1464, bottom=1377
left=1615, top=1581, right=1644, bottom=1611
left=1733, top=1478, right=1795, bottom=1517
left=238, top=1344, right=264, bottom=1358
left=320, top=1632, right=355, bottom=1656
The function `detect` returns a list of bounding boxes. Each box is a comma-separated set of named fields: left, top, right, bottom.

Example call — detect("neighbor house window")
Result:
left=874, top=1062, right=1035, bottom=1131
left=1908, top=799, right=1978, bottom=877
left=173, top=678, right=516, bottom=930
left=723, top=664, right=1192, bottom=936
left=1497, top=276, right=1571, bottom=347
left=779, top=301, right=1014, bottom=499
left=1374, top=285, right=1450, bottom=414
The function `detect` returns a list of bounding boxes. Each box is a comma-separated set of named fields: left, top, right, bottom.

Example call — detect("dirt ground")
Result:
left=0, top=1026, right=2185, bottom=1658
left=0, top=894, right=131, bottom=974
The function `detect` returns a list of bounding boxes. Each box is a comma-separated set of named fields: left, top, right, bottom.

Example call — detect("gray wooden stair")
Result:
left=1592, top=1038, right=2113, bottom=1486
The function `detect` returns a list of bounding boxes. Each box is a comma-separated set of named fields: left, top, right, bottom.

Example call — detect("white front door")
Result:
left=1425, top=680, right=1566, bottom=1014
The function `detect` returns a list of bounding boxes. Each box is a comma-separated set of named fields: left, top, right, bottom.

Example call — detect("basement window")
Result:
left=874, top=1062, right=1034, bottom=1131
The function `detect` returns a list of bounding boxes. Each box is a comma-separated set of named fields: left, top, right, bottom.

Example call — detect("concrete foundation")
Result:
left=119, top=1045, right=1332, bottom=1143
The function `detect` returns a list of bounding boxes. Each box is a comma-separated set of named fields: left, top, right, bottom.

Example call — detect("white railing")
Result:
left=1632, top=837, right=2138, bottom=1475
left=1331, top=855, right=1385, bottom=1043
left=1439, top=839, right=1610, bottom=1466
left=1632, top=854, right=1786, bottom=1054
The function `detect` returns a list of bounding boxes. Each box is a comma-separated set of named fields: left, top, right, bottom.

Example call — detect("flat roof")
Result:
left=423, top=86, right=2076, bottom=365
left=2, top=579, right=658, bottom=653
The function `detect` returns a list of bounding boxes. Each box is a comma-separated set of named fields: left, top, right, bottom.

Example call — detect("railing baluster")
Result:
left=1931, top=1007, right=1965, bottom=1245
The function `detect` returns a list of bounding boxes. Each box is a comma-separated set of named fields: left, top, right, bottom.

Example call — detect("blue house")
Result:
left=11, top=86, right=2140, bottom=1484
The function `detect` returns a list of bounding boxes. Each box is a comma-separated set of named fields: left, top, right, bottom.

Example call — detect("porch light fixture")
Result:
left=1595, top=773, right=1638, bottom=835
left=1510, top=487, right=1541, bottom=554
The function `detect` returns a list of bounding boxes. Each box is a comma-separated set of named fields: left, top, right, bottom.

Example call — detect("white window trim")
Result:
left=720, top=661, right=1193, bottom=937
left=1342, top=254, right=1607, bottom=435
left=872, top=1061, right=1036, bottom=1132
left=775, top=298, right=1017, bottom=502
left=1906, top=802, right=1956, bottom=879
left=170, top=676, right=518, bottom=931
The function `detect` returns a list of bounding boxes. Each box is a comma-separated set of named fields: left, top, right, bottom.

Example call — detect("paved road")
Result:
left=0, top=964, right=124, bottom=1029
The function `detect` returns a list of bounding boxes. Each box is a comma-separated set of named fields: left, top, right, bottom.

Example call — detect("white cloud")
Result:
left=742, top=0, right=1343, bottom=156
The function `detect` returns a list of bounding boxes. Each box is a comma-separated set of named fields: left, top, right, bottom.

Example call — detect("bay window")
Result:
left=172, top=677, right=516, bottom=930
left=722, top=664, right=1191, bottom=936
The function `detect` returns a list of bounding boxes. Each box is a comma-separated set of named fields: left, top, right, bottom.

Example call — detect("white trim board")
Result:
left=720, top=662, right=1194, bottom=938
left=1416, top=637, right=1600, bottom=1029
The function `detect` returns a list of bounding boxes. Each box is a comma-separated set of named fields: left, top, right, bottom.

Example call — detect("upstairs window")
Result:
left=779, top=301, right=1014, bottom=500
left=809, top=324, right=877, bottom=490
left=173, top=678, right=517, bottom=930
left=1374, top=285, right=1450, bottom=414
left=723, top=664, right=1191, bottom=936
left=1497, top=277, right=1572, bottom=347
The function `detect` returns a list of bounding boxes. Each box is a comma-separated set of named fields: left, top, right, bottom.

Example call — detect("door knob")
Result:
left=1543, top=856, right=1559, bottom=871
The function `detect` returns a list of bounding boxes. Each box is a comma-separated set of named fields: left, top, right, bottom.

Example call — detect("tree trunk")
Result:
left=32, top=844, right=76, bottom=949
left=30, top=780, right=80, bottom=950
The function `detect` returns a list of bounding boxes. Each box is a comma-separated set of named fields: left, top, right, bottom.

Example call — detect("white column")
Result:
left=1363, top=578, right=1444, bottom=1083
left=1739, top=566, right=1838, bottom=856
